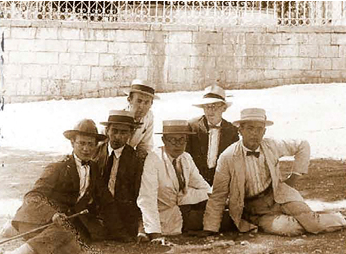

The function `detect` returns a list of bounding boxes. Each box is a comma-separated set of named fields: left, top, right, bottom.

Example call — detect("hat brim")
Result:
left=63, top=130, right=107, bottom=142
left=124, top=89, right=160, bottom=100
left=192, top=98, right=232, bottom=108
left=155, top=131, right=196, bottom=135
left=232, top=119, right=274, bottom=127
left=100, top=121, right=142, bottom=128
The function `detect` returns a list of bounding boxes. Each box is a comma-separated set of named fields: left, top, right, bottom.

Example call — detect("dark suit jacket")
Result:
left=186, top=115, right=239, bottom=185
left=12, top=155, right=114, bottom=240
left=96, top=144, right=144, bottom=237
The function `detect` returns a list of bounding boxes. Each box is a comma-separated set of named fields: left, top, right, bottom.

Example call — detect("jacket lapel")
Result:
left=67, top=155, right=80, bottom=193
left=260, top=141, right=280, bottom=194
left=161, top=147, right=180, bottom=192
left=198, top=116, right=209, bottom=155
left=228, top=143, right=246, bottom=226
left=218, top=119, right=229, bottom=155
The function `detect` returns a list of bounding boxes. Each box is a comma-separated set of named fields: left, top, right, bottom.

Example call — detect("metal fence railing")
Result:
left=0, top=1, right=346, bottom=26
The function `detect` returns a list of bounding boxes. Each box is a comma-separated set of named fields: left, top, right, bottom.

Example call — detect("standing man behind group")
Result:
left=126, top=79, right=159, bottom=159
left=186, top=85, right=239, bottom=185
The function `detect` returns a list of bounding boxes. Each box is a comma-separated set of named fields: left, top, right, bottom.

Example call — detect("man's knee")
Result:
left=259, top=214, right=305, bottom=236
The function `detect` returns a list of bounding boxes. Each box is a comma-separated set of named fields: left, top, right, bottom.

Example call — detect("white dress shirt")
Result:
left=207, top=121, right=221, bottom=169
left=241, top=141, right=271, bottom=198
left=107, top=145, right=125, bottom=196
left=74, top=154, right=90, bottom=201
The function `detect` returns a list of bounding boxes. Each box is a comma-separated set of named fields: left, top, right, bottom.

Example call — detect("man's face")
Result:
left=162, top=134, right=188, bottom=159
left=239, top=121, right=266, bottom=151
left=128, top=92, right=153, bottom=121
left=106, top=123, right=133, bottom=150
left=203, top=102, right=226, bottom=125
left=71, top=134, right=98, bottom=161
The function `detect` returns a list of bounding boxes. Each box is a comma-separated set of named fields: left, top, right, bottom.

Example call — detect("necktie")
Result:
left=246, top=151, right=260, bottom=158
left=172, top=159, right=185, bottom=192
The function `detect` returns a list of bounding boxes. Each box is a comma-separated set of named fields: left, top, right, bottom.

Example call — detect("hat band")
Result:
left=240, top=116, right=267, bottom=122
left=203, top=93, right=225, bottom=101
left=108, top=115, right=135, bottom=125
left=131, top=84, right=155, bottom=95
left=162, top=125, right=191, bottom=133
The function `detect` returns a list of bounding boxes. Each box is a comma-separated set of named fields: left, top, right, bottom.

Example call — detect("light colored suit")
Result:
left=137, top=147, right=211, bottom=235
left=128, top=110, right=154, bottom=152
left=204, top=138, right=310, bottom=233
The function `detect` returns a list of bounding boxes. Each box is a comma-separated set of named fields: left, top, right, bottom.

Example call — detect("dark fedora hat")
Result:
left=63, top=119, right=107, bottom=142
left=100, top=110, right=140, bottom=128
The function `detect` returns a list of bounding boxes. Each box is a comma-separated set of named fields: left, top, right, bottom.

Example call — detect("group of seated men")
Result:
left=1, top=79, right=346, bottom=254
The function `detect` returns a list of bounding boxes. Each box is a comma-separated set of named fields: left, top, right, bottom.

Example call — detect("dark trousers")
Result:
left=179, top=201, right=236, bottom=232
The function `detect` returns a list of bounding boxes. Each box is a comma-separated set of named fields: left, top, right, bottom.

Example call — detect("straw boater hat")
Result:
left=155, top=120, right=196, bottom=135
left=125, top=79, right=160, bottom=100
left=192, top=85, right=232, bottom=108
left=233, top=108, right=274, bottom=127
left=100, top=110, right=140, bottom=128
left=63, top=119, right=107, bottom=142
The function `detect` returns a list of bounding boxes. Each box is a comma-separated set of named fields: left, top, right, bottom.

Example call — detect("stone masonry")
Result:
left=1, top=20, right=346, bottom=103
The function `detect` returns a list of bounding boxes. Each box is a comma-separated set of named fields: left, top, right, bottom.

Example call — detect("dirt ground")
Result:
left=0, top=147, right=345, bottom=254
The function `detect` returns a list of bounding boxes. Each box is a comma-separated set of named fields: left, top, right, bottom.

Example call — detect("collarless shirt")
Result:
left=74, top=154, right=90, bottom=201
left=107, top=145, right=125, bottom=196
left=241, top=141, right=272, bottom=198
left=207, top=120, right=222, bottom=169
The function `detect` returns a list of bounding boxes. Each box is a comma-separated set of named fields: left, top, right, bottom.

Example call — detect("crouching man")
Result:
left=4, top=119, right=119, bottom=254
left=137, top=120, right=211, bottom=243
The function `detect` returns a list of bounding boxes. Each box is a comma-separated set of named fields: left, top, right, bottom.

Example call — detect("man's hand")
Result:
left=52, top=212, right=68, bottom=226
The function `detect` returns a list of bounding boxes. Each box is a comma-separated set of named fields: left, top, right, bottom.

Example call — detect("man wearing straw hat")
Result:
left=125, top=79, right=159, bottom=159
left=186, top=85, right=239, bottom=185
left=203, top=108, right=346, bottom=236
left=97, top=110, right=144, bottom=240
left=3, top=119, right=121, bottom=254
left=137, top=120, right=211, bottom=243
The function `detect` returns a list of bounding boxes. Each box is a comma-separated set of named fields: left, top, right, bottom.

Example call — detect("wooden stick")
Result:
left=0, top=209, right=89, bottom=245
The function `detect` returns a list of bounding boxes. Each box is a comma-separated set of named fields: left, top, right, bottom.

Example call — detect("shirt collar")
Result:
left=241, top=140, right=260, bottom=153
left=73, top=154, right=83, bottom=168
left=207, top=120, right=222, bottom=127
left=166, top=151, right=182, bottom=164
left=108, top=144, right=125, bottom=159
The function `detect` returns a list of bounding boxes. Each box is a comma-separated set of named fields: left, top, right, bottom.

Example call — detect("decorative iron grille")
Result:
left=0, top=1, right=346, bottom=26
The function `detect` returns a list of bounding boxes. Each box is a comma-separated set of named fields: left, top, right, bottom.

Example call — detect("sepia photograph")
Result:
left=0, top=1, right=346, bottom=253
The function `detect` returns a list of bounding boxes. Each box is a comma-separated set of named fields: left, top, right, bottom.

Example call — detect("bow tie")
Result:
left=81, top=160, right=91, bottom=166
left=246, top=151, right=260, bottom=158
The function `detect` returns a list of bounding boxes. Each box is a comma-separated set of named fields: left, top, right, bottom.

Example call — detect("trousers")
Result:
left=244, top=187, right=346, bottom=236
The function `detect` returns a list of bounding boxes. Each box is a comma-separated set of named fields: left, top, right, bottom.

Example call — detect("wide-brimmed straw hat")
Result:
left=155, top=120, right=196, bottom=135
left=63, top=119, right=107, bottom=142
left=124, top=79, right=160, bottom=100
left=100, top=110, right=140, bottom=128
left=233, top=108, right=274, bottom=127
left=192, top=85, right=232, bottom=108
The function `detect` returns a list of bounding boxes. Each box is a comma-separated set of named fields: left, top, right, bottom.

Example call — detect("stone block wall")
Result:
left=1, top=20, right=346, bottom=103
